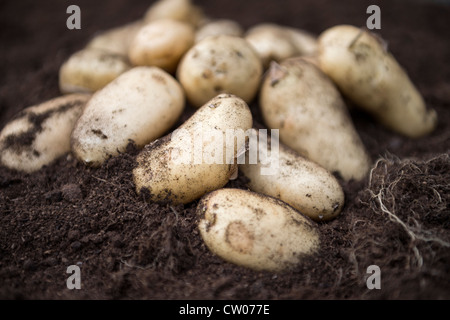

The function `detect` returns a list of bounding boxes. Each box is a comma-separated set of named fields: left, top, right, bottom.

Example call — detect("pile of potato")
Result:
left=0, top=0, right=437, bottom=272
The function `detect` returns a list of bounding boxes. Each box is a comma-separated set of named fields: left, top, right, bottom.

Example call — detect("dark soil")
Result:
left=1, top=0, right=449, bottom=300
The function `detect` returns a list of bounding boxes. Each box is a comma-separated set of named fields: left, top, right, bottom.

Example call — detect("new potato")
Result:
left=71, top=66, right=184, bottom=166
left=177, top=35, right=263, bottom=108
left=0, top=94, right=90, bottom=173
left=129, top=19, right=195, bottom=74
left=317, top=25, right=437, bottom=138
left=59, top=48, right=132, bottom=94
left=260, top=57, right=371, bottom=181
left=133, top=94, right=253, bottom=204
left=245, top=23, right=318, bottom=69
left=195, top=19, right=244, bottom=43
left=144, top=0, right=205, bottom=28
left=197, top=188, right=320, bottom=272
left=239, top=130, right=345, bottom=221
left=86, top=20, right=143, bottom=56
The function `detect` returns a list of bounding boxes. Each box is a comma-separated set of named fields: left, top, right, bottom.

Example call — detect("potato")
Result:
left=260, top=57, right=371, bottom=181
left=133, top=94, right=253, bottom=204
left=86, top=20, right=143, bottom=56
left=197, top=188, right=320, bottom=272
left=71, top=66, right=184, bottom=167
left=239, top=129, right=345, bottom=221
left=144, top=0, right=205, bottom=28
left=59, top=48, right=132, bottom=94
left=245, top=23, right=318, bottom=69
left=317, top=25, right=437, bottom=138
left=195, top=19, right=244, bottom=43
left=286, top=26, right=318, bottom=57
left=0, top=94, right=90, bottom=173
left=129, top=19, right=195, bottom=74
left=177, top=35, right=263, bottom=108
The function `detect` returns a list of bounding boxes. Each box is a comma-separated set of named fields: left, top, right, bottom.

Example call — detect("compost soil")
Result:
left=0, top=0, right=449, bottom=300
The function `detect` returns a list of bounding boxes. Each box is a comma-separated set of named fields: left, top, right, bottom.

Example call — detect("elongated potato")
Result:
left=318, top=25, right=437, bottom=138
left=177, top=35, right=263, bottom=108
left=133, top=94, right=253, bottom=204
left=86, top=20, right=143, bottom=56
left=260, top=58, right=371, bottom=181
left=129, top=19, right=195, bottom=73
left=0, top=94, right=90, bottom=173
left=71, top=67, right=184, bottom=166
left=197, top=188, right=320, bottom=272
left=239, top=129, right=345, bottom=221
left=59, top=48, right=132, bottom=94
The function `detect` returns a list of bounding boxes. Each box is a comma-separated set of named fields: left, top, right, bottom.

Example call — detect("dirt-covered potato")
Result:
left=195, top=19, right=244, bottom=43
left=86, top=20, right=143, bottom=56
left=133, top=94, right=253, bottom=204
left=260, top=57, right=371, bottom=181
left=197, top=188, right=320, bottom=272
left=144, top=0, right=205, bottom=28
left=129, top=19, right=195, bottom=73
left=0, top=94, right=90, bottom=173
left=177, top=35, right=263, bottom=108
left=59, top=48, right=132, bottom=94
left=318, top=25, right=437, bottom=138
left=245, top=23, right=318, bottom=69
left=239, top=130, right=345, bottom=221
left=71, top=66, right=184, bottom=167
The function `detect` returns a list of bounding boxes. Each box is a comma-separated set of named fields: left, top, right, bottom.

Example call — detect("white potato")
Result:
left=144, top=0, right=205, bottom=28
left=260, top=58, right=371, bottom=181
left=86, top=20, right=143, bottom=56
left=195, top=19, right=244, bottom=43
left=133, top=94, right=253, bottom=204
left=129, top=19, right=195, bottom=73
left=317, top=25, right=437, bottom=138
left=245, top=23, right=318, bottom=68
left=59, top=48, right=132, bottom=94
left=197, top=188, right=320, bottom=272
left=177, top=35, right=263, bottom=108
left=0, top=94, right=90, bottom=173
left=239, top=129, right=345, bottom=221
left=245, top=24, right=298, bottom=69
left=71, top=66, right=184, bottom=167
left=286, top=26, right=318, bottom=56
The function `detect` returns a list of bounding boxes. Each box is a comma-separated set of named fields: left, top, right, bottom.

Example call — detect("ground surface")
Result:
left=0, top=0, right=449, bottom=300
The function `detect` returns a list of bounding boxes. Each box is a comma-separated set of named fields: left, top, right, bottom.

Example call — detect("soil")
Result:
left=1, top=0, right=449, bottom=300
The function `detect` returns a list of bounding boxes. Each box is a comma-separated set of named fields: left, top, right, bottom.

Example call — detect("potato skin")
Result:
left=129, top=19, right=195, bottom=74
left=59, top=48, right=132, bottom=94
left=71, top=66, right=184, bottom=167
left=318, top=25, right=437, bottom=138
left=260, top=58, right=371, bottom=181
left=239, top=130, right=345, bottom=221
left=0, top=94, right=90, bottom=173
left=133, top=94, right=253, bottom=204
left=197, top=188, right=320, bottom=272
left=177, top=35, right=263, bottom=108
